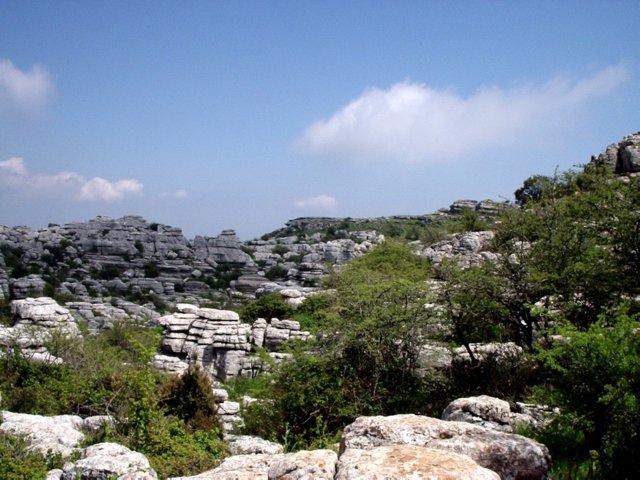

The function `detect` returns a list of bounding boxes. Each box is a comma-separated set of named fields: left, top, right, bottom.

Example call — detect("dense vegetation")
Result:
left=235, top=164, right=640, bottom=479
left=2, top=163, right=640, bottom=479
left=0, top=323, right=225, bottom=479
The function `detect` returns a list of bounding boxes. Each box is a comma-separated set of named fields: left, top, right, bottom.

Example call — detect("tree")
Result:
left=537, top=313, right=640, bottom=478
left=243, top=241, right=453, bottom=448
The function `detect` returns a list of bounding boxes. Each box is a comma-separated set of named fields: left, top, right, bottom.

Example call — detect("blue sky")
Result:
left=0, top=1, right=638, bottom=239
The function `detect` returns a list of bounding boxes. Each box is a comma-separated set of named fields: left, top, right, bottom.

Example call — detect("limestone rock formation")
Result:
left=593, top=131, right=640, bottom=174
left=335, top=445, right=500, bottom=480
left=168, top=453, right=282, bottom=479
left=340, top=414, right=551, bottom=480
left=59, top=442, right=157, bottom=480
left=442, top=395, right=555, bottom=433
left=155, top=304, right=308, bottom=380
left=0, top=411, right=112, bottom=457
left=0, top=297, right=80, bottom=363
left=268, top=449, right=338, bottom=480
left=418, top=230, right=499, bottom=268
left=225, top=434, right=284, bottom=455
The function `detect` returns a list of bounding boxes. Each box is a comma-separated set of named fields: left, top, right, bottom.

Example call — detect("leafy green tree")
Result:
left=240, top=293, right=293, bottom=323
left=537, top=313, right=640, bottom=478
left=243, top=241, right=453, bottom=448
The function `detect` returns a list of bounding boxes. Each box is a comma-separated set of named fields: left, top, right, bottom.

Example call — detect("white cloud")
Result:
left=0, top=157, right=143, bottom=202
left=160, top=189, right=188, bottom=199
left=0, top=59, right=55, bottom=112
left=0, top=157, right=28, bottom=176
left=296, top=65, right=630, bottom=163
left=295, top=195, right=337, bottom=209
left=77, top=177, right=144, bottom=202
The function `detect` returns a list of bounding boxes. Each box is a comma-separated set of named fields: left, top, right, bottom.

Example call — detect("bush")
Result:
left=241, top=293, right=293, bottom=323
left=159, top=363, right=221, bottom=432
left=536, top=314, right=640, bottom=478
left=0, top=431, right=63, bottom=479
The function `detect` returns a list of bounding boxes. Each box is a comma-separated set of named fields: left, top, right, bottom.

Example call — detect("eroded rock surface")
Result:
left=340, top=414, right=551, bottom=480
left=60, top=442, right=157, bottom=480
left=335, top=445, right=499, bottom=480
left=442, top=395, right=554, bottom=433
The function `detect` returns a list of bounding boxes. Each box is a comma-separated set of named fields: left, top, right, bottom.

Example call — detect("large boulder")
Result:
left=0, top=411, right=112, bottom=458
left=442, top=395, right=555, bottom=433
left=168, top=453, right=282, bottom=479
left=340, top=414, right=551, bottom=480
left=0, top=412, right=85, bottom=457
left=268, top=449, right=337, bottom=480
left=168, top=450, right=337, bottom=480
left=593, top=131, right=640, bottom=174
left=224, top=435, right=284, bottom=455
left=60, top=442, right=157, bottom=479
left=335, top=445, right=499, bottom=480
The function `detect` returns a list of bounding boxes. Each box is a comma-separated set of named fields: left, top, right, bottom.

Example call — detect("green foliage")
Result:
left=291, top=293, right=333, bottom=333
left=134, top=240, right=145, bottom=255
left=455, top=209, right=489, bottom=233
left=159, top=363, right=222, bottom=432
left=242, top=241, right=454, bottom=448
left=271, top=244, right=289, bottom=255
left=264, top=265, right=288, bottom=280
left=143, top=261, right=160, bottom=278
left=241, top=293, right=293, bottom=323
left=0, top=431, right=63, bottom=479
left=536, top=314, right=640, bottom=478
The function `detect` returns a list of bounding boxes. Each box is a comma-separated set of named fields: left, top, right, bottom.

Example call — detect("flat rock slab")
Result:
left=340, top=414, right=551, bottom=480
left=336, top=445, right=500, bottom=480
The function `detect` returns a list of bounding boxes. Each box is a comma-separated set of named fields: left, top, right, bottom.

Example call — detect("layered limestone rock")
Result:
left=442, top=395, right=556, bottom=433
left=224, top=434, right=284, bottom=455
left=59, top=442, right=157, bottom=480
left=340, top=414, right=551, bottom=480
left=593, top=131, right=640, bottom=174
left=0, top=411, right=113, bottom=457
left=0, top=297, right=80, bottom=363
left=418, top=230, right=499, bottom=268
left=155, top=304, right=308, bottom=380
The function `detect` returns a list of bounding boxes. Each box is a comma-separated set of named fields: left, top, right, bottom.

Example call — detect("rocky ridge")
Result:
left=0, top=409, right=549, bottom=479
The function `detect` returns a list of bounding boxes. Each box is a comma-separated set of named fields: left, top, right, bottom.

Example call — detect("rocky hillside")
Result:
left=0, top=197, right=508, bottom=315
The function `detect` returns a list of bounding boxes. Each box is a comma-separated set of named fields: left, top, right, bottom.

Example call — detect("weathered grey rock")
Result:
left=0, top=297, right=80, bottom=364
left=169, top=453, right=283, bottom=479
left=217, top=401, right=243, bottom=432
left=593, top=131, right=640, bottom=174
left=453, top=342, right=525, bottom=367
left=46, top=469, right=63, bottom=480
left=0, top=411, right=85, bottom=457
left=10, top=274, right=46, bottom=299
left=252, top=318, right=267, bottom=348
left=340, top=414, right=551, bottom=480
left=61, top=442, right=157, bottom=480
left=152, top=354, right=189, bottom=375
left=336, top=445, right=500, bottom=480
left=419, top=231, right=499, bottom=268
left=442, top=395, right=544, bottom=433
left=268, top=449, right=337, bottom=480
left=225, top=434, right=284, bottom=455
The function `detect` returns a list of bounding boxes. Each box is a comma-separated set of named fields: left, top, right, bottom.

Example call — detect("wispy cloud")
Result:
left=160, top=189, right=188, bottom=199
left=0, top=157, right=28, bottom=176
left=0, top=157, right=143, bottom=202
left=296, top=65, right=630, bottom=163
left=0, top=59, right=55, bottom=113
left=295, top=194, right=337, bottom=210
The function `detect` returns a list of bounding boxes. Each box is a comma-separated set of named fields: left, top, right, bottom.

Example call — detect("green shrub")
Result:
left=0, top=431, right=63, bottom=480
left=159, top=363, right=221, bottom=432
left=241, top=293, right=293, bottom=323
